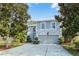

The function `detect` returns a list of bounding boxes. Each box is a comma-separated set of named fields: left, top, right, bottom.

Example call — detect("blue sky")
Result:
left=28, top=3, right=60, bottom=20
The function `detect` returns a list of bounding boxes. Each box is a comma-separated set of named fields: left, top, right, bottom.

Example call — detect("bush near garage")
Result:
left=27, top=35, right=32, bottom=42
left=15, top=31, right=27, bottom=43
left=33, top=37, right=40, bottom=44
left=59, top=36, right=65, bottom=44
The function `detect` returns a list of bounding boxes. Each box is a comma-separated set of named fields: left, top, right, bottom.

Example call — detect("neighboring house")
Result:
left=27, top=18, right=62, bottom=44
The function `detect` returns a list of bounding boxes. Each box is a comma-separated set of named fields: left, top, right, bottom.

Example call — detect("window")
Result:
left=41, top=23, right=45, bottom=29
left=52, top=22, right=55, bottom=28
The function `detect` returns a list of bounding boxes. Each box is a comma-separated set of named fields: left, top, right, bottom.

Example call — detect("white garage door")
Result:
left=38, top=35, right=59, bottom=44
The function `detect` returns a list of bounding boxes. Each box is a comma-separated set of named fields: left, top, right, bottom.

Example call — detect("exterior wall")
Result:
left=36, top=21, right=60, bottom=36
left=46, top=22, right=51, bottom=29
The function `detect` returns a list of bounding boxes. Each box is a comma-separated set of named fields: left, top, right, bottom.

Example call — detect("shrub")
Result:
left=73, top=36, right=79, bottom=48
left=15, top=38, right=21, bottom=44
left=15, top=31, right=26, bottom=43
left=11, top=41, right=20, bottom=47
left=3, top=36, right=14, bottom=48
left=27, top=35, right=32, bottom=42
left=59, top=36, right=65, bottom=44
left=0, top=39, right=5, bottom=48
left=33, top=37, right=39, bottom=44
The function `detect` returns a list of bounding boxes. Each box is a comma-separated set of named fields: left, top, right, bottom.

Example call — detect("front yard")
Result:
left=0, top=36, right=26, bottom=51
left=60, top=36, right=79, bottom=56
left=0, top=35, right=39, bottom=51
left=63, top=44, right=79, bottom=56
left=0, top=42, right=25, bottom=51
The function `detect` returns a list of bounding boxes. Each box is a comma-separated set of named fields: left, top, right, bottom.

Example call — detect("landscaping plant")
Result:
left=33, top=37, right=40, bottom=44
left=27, top=35, right=32, bottom=42
left=55, top=3, right=79, bottom=40
left=15, top=31, right=27, bottom=43
left=59, top=36, right=65, bottom=44
left=0, top=4, right=31, bottom=49
left=73, top=36, right=79, bottom=48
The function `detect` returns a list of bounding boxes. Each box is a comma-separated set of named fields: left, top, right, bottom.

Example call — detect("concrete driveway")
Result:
left=0, top=44, right=72, bottom=56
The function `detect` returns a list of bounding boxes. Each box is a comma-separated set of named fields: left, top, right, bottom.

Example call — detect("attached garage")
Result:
left=27, top=19, right=61, bottom=44
left=38, top=35, right=59, bottom=44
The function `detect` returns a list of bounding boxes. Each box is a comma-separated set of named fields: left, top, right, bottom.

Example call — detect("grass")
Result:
left=63, top=44, right=79, bottom=56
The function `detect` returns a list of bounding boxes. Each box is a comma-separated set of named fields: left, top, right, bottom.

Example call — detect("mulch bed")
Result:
left=0, top=45, right=12, bottom=51
left=0, top=47, right=11, bottom=51
left=0, top=43, right=25, bottom=51
left=0, top=48, right=7, bottom=51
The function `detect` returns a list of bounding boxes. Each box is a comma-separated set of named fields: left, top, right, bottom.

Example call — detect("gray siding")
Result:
left=36, top=21, right=58, bottom=29
left=37, top=21, right=51, bottom=29
left=46, top=22, right=51, bottom=29
left=36, top=21, right=60, bottom=36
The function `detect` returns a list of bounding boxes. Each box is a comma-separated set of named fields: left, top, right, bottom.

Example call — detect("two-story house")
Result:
left=27, top=18, right=62, bottom=44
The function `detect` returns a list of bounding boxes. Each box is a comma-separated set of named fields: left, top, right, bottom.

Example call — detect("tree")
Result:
left=55, top=3, right=79, bottom=39
left=0, top=4, right=31, bottom=40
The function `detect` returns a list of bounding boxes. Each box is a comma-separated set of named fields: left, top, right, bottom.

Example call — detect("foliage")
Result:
left=63, top=36, right=79, bottom=56
left=63, top=44, right=79, bottom=56
left=0, top=39, right=5, bottom=46
left=33, top=37, right=39, bottom=44
left=0, top=4, right=31, bottom=43
left=0, top=3, right=30, bottom=36
left=59, top=36, right=65, bottom=44
left=15, top=31, right=27, bottom=43
left=11, top=41, right=21, bottom=47
left=27, top=35, right=32, bottom=42
left=0, top=4, right=31, bottom=49
left=72, top=36, right=79, bottom=48
left=55, top=3, right=79, bottom=39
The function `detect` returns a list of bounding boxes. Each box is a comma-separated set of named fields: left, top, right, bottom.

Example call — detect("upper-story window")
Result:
left=41, top=23, right=45, bottom=29
left=51, top=22, right=55, bottom=29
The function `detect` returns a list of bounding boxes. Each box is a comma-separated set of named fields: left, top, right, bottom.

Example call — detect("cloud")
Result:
left=51, top=3, right=59, bottom=11
left=51, top=3, right=58, bottom=8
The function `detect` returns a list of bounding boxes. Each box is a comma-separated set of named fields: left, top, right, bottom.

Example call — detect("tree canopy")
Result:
left=0, top=4, right=31, bottom=38
left=55, top=3, right=79, bottom=39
